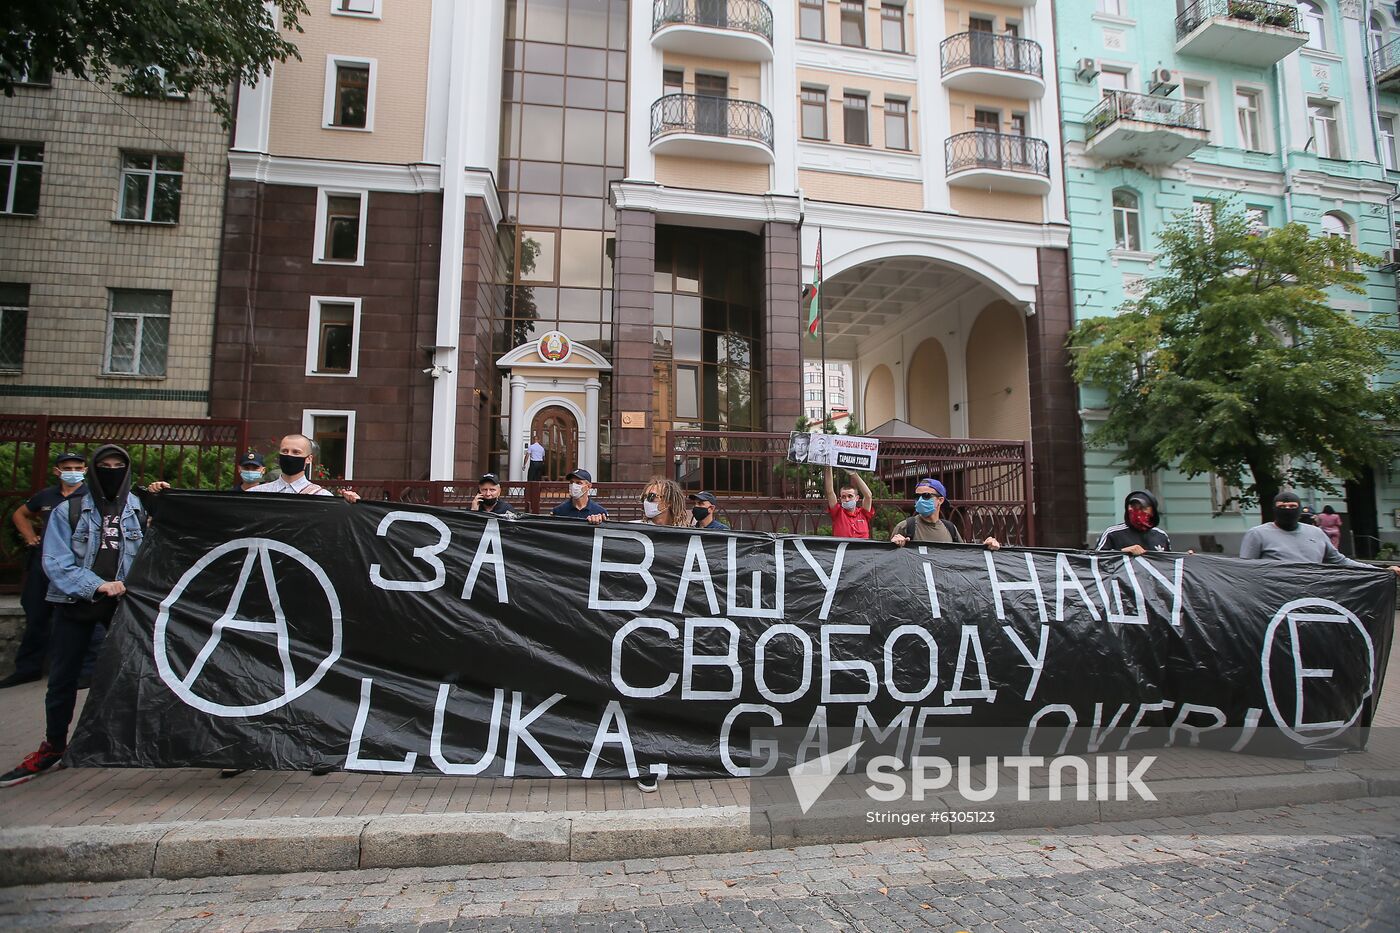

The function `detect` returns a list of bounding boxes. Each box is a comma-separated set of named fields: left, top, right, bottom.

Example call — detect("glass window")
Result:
left=1235, top=89, right=1262, bottom=150
left=314, top=302, right=355, bottom=375
left=119, top=153, right=183, bottom=223
left=1308, top=100, right=1340, bottom=158
left=1300, top=2, right=1325, bottom=50
left=0, top=283, right=29, bottom=372
left=337, top=0, right=378, bottom=13
left=1097, top=0, right=1124, bottom=14
left=1192, top=199, right=1216, bottom=236
left=332, top=62, right=370, bottom=128
left=800, top=0, right=824, bottom=40
left=1321, top=212, right=1350, bottom=242
left=0, top=142, right=42, bottom=216
left=519, top=229, right=558, bottom=283
left=843, top=92, right=869, bottom=145
left=105, top=289, right=170, bottom=376
left=880, top=3, right=905, bottom=53
left=1182, top=81, right=1208, bottom=130
left=840, top=1, right=865, bottom=47
left=1112, top=189, right=1141, bottom=251
left=1372, top=15, right=1388, bottom=55
left=1380, top=115, right=1397, bottom=171
left=310, top=414, right=350, bottom=479
left=1246, top=207, right=1269, bottom=235
left=884, top=97, right=909, bottom=150
left=1099, top=69, right=1129, bottom=96
left=801, top=87, right=828, bottom=139
left=323, top=194, right=363, bottom=262
left=663, top=68, right=683, bottom=95
left=558, top=229, right=603, bottom=287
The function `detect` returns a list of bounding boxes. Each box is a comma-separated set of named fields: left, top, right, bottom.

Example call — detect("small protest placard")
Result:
left=787, top=432, right=880, bottom=470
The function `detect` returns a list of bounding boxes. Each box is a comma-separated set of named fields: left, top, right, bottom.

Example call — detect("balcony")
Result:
left=1175, top=0, right=1308, bottom=67
left=940, top=32, right=1045, bottom=99
left=945, top=131, right=1051, bottom=195
left=1084, top=91, right=1209, bottom=165
left=1377, top=37, right=1400, bottom=93
left=652, top=0, right=773, bottom=62
left=650, top=94, right=774, bottom=163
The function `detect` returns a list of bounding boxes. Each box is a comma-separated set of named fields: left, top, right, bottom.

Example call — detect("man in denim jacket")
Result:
left=1, top=444, right=146, bottom=787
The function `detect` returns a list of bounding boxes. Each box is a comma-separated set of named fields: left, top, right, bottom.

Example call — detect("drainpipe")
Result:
left=1273, top=59, right=1295, bottom=225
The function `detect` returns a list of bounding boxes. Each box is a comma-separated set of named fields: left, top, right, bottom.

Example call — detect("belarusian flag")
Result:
left=804, top=230, right=822, bottom=340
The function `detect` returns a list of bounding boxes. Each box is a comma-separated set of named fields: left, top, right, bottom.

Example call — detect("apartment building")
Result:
left=0, top=69, right=227, bottom=417
left=1057, top=0, right=1400, bottom=553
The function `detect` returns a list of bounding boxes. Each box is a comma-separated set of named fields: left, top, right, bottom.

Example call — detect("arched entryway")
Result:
left=530, top=406, right=578, bottom=481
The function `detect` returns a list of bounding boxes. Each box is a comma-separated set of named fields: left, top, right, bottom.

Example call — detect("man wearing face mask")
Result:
left=551, top=468, right=607, bottom=525
left=890, top=478, right=1001, bottom=549
left=688, top=491, right=729, bottom=530
left=1, top=446, right=148, bottom=787
left=2, top=453, right=92, bottom=689
left=472, top=473, right=518, bottom=517
left=823, top=465, right=873, bottom=539
left=1095, top=490, right=1172, bottom=556
left=248, top=434, right=361, bottom=502
left=1242, top=491, right=1400, bottom=575
left=231, top=451, right=266, bottom=491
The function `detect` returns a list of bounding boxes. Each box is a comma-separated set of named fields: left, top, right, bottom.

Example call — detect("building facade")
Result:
left=0, top=71, right=227, bottom=416
left=1057, top=0, right=1400, bottom=554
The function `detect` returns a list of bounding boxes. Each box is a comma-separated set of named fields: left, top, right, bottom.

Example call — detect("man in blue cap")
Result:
left=551, top=468, right=607, bottom=524
left=890, top=478, right=1000, bottom=549
left=688, top=491, right=729, bottom=530
left=231, top=450, right=266, bottom=491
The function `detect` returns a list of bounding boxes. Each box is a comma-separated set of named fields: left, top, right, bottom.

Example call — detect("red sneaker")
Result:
left=0, top=742, right=65, bottom=788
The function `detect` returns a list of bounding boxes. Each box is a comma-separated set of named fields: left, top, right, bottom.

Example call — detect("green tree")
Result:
left=3, top=0, right=307, bottom=122
left=1068, top=203, right=1400, bottom=523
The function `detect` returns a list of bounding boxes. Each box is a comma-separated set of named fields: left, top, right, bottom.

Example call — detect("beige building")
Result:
left=0, top=71, right=228, bottom=417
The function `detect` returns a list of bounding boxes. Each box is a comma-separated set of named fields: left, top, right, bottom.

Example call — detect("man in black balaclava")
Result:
left=1241, top=491, right=1400, bottom=576
left=1, top=445, right=149, bottom=787
left=1095, top=489, right=1172, bottom=555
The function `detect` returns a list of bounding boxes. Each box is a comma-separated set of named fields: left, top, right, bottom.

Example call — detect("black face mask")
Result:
left=95, top=465, right=126, bottom=499
left=479, top=497, right=497, bottom=509
left=1275, top=511, right=1300, bottom=531
left=279, top=454, right=308, bottom=477
left=692, top=507, right=710, bottom=523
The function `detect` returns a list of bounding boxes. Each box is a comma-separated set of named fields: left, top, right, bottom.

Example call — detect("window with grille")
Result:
left=0, top=142, right=42, bottom=216
left=105, top=289, right=170, bottom=376
left=0, top=283, right=29, bottom=372
left=118, top=153, right=183, bottom=223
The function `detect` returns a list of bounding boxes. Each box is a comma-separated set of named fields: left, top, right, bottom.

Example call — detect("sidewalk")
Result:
left=1, top=620, right=1398, bottom=886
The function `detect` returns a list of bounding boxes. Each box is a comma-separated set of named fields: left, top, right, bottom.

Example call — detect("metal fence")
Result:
left=650, top=94, right=775, bottom=150
left=945, top=131, right=1050, bottom=179
left=940, top=32, right=1043, bottom=79
left=1085, top=90, right=1205, bottom=138
left=653, top=0, right=773, bottom=43
left=1176, top=0, right=1300, bottom=38
left=1376, top=36, right=1400, bottom=84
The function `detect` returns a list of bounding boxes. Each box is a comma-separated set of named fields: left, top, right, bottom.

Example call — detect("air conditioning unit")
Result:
left=1076, top=58, right=1100, bottom=82
left=1148, top=68, right=1180, bottom=95
left=1381, top=248, right=1400, bottom=272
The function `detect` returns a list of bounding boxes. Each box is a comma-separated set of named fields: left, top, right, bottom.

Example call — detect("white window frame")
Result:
left=1321, top=211, right=1352, bottom=244
left=103, top=289, right=171, bottom=377
left=117, top=152, right=183, bottom=224
left=331, top=0, right=382, bottom=19
left=305, top=296, right=363, bottom=378
left=1233, top=84, right=1267, bottom=153
left=322, top=54, right=377, bottom=132
left=1299, top=1, right=1327, bottom=51
left=127, top=65, right=187, bottom=100
left=1111, top=188, right=1141, bottom=252
left=0, top=142, right=42, bottom=216
left=302, top=409, right=357, bottom=480
left=313, top=188, right=369, bottom=266
left=1379, top=113, right=1398, bottom=172
left=1245, top=206, right=1270, bottom=235
left=1308, top=97, right=1343, bottom=160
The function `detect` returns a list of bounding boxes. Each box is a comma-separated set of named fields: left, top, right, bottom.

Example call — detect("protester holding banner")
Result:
left=824, top=466, right=874, bottom=539
left=0, top=445, right=148, bottom=787
left=230, top=451, right=266, bottom=492
left=1095, top=490, right=1172, bottom=556
left=633, top=478, right=692, bottom=527
left=1242, top=491, right=1400, bottom=574
left=889, top=478, right=1000, bottom=550
left=472, top=473, right=518, bottom=517
left=249, top=434, right=361, bottom=503
left=689, top=491, right=729, bottom=530
left=551, top=468, right=607, bottom=524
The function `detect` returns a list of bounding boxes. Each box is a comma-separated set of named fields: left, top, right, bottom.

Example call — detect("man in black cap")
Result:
left=2, top=452, right=92, bottom=689
left=472, top=473, right=518, bottom=517
left=231, top=450, right=266, bottom=491
left=688, top=491, right=729, bottom=530
left=551, top=468, right=606, bottom=524
left=1242, top=491, right=1400, bottom=575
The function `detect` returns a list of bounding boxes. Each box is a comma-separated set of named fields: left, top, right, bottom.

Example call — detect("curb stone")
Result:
left=0, top=770, right=1395, bottom=887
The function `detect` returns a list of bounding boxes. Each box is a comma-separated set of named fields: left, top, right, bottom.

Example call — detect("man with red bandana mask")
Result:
left=1095, top=490, right=1171, bottom=556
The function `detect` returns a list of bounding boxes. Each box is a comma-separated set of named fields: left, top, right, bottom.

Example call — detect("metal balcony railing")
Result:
left=1376, top=36, right=1400, bottom=81
left=939, top=32, right=1043, bottom=79
left=652, top=0, right=774, bottom=44
left=1175, top=0, right=1300, bottom=38
left=1085, top=90, right=1205, bottom=139
left=650, top=93, right=774, bottom=150
left=945, top=131, right=1050, bottom=178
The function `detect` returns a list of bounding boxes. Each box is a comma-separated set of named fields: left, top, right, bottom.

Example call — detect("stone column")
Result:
left=585, top=377, right=602, bottom=476
left=610, top=209, right=657, bottom=482
left=762, top=221, right=802, bottom=433
left=1026, top=247, right=1087, bottom=549
left=508, top=373, right=527, bottom=481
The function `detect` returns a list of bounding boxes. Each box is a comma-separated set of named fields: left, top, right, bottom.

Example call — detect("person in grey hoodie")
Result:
left=0, top=445, right=151, bottom=787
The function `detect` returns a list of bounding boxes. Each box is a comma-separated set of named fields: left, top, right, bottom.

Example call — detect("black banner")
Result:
left=68, top=493, right=1395, bottom=776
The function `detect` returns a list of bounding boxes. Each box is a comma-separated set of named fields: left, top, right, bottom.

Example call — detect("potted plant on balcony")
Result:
left=1227, top=0, right=1259, bottom=22
left=1263, top=7, right=1295, bottom=28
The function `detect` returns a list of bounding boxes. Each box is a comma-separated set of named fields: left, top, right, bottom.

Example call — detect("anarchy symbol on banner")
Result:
left=1260, top=598, right=1375, bottom=746
left=154, top=538, right=343, bottom=717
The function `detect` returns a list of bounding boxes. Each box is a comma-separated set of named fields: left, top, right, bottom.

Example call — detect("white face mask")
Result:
left=643, top=500, right=662, bottom=519
left=569, top=482, right=585, bottom=500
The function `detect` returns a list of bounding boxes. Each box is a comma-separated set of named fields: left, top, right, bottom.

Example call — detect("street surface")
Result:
left=2, top=797, right=1397, bottom=931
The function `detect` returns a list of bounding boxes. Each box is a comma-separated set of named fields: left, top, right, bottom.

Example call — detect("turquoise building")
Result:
left=1055, top=0, right=1400, bottom=555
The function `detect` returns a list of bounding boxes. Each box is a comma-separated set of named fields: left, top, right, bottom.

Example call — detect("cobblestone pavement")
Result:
left=2, top=798, right=1397, bottom=932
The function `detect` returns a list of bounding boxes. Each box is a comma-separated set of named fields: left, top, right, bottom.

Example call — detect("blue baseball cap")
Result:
left=567, top=468, right=593, bottom=483
left=915, top=478, right=946, bottom=497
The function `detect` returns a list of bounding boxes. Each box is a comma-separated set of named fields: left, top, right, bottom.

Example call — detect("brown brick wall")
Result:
left=610, top=209, right=656, bottom=483
left=1027, top=246, right=1086, bottom=548
left=763, top=222, right=802, bottom=432
left=454, top=197, right=503, bottom=478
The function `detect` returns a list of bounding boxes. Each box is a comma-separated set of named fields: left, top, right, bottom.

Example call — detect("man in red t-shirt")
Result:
left=824, top=466, right=874, bottom=539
